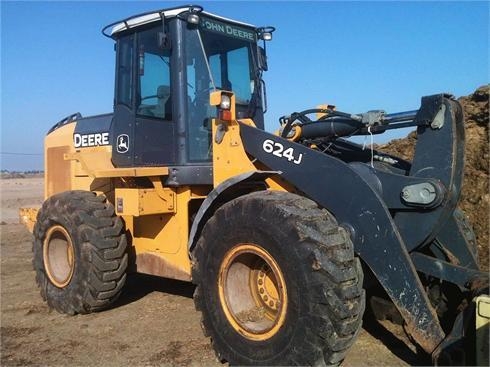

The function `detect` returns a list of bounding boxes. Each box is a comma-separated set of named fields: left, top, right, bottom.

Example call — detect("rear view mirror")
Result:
left=158, top=32, right=171, bottom=49
left=258, top=46, right=268, bottom=71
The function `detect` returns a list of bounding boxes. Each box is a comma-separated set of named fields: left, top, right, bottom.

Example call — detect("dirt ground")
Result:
left=0, top=177, right=427, bottom=366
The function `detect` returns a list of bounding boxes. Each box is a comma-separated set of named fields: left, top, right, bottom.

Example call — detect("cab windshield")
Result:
left=198, top=17, right=257, bottom=104
left=185, top=17, right=260, bottom=162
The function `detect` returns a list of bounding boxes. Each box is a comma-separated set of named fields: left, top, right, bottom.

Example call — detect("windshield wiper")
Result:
left=196, top=29, right=216, bottom=91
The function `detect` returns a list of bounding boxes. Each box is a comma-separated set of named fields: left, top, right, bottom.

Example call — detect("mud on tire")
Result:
left=33, top=190, right=128, bottom=315
left=192, top=191, right=365, bottom=366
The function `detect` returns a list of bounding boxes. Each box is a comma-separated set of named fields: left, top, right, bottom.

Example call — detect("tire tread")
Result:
left=192, top=191, right=365, bottom=366
left=33, top=190, right=128, bottom=314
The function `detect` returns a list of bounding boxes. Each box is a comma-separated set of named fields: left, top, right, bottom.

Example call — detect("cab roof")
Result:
left=102, top=5, right=256, bottom=38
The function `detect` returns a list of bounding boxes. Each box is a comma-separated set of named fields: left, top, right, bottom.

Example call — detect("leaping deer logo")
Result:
left=117, top=134, right=129, bottom=153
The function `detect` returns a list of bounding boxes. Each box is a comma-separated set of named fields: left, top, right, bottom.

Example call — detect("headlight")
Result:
left=220, top=95, right=231, bottom=110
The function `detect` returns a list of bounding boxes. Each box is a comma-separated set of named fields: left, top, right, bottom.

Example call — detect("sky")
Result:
left=1, top=1, right=488, bottom=171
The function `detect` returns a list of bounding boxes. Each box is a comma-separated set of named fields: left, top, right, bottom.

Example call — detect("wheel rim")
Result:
left=218, top=243, right=287, bottom=341
left=43, top=225, right=75, bottom=288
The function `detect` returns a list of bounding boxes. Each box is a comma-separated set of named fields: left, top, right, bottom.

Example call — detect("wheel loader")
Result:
left=19, top=5, right=489, bottom=366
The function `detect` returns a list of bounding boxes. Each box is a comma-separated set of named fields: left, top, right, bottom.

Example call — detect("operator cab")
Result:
left=103, top=5, right=272, bottom=184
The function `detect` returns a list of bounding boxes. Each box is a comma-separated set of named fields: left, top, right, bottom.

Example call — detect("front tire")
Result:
left=192, top=191, right=365, bottom=366
left=33, top=190, right=128, bottom=314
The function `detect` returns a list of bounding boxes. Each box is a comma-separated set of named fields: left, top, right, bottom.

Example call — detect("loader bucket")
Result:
left=19, top=207, right=38, bottom=233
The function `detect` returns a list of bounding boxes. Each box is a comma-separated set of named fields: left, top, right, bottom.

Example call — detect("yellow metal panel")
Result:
left=45, top=123, right=76, bottom=198
left=44, top=123, right=114, bottom=197
left=64, top=146, right=113, bottom=176
left=476, top=295, right=490, bottom=366
left=211, top=94, right=291, bottom=191
left=135, top=251, right=191, bottom=282
left=123, top=187, right=193, bottom=281
left=92, top=167, right=169, bottom=178
left=209, top=90, right=222, bottom=106
left=212, top=118, right=257, bottom=187
left=72, top=175, right=94, bottom=191
left=115, top=187, right=175, bottom=216
left=46, top=146, right=72, bottom=197
left=133, top=167, right=170, bottom=177
left=210, top=94, right=260, bottom=187
left=65, top=147, right=169, bottom=178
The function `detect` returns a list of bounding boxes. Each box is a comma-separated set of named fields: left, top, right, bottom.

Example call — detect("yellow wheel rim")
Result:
left=43, top=225, right=75, bottom=288
left=218, top=243, right=287, bottom=341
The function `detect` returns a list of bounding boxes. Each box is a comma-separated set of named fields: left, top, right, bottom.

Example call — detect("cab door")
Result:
left=111, top=27, right=176, bottom=168
left=133, top=27, right=175, bottom=166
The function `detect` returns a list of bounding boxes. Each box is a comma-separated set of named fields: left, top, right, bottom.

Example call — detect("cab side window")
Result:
left=137, top=28, right=172, bottom=120
left=116, top=35, right=133, bottom=107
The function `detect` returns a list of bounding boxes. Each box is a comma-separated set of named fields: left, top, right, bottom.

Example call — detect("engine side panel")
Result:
left=45, top=122, right=75, bottom=198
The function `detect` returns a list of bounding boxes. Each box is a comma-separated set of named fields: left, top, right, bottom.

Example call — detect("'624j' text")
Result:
left=262, top=139, right=303, bottom=165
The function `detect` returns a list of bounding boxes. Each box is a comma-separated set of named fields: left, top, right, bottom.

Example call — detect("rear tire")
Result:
left=33, top=190, right=128, bottom=314
left=192, top=191, right=365, bottom=366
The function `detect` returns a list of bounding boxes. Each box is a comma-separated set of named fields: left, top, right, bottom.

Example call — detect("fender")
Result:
left=188, top=170, right=279, bottom=252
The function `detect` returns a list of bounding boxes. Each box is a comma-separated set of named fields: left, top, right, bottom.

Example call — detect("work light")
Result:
left=220, top=95, right=231, bottom=110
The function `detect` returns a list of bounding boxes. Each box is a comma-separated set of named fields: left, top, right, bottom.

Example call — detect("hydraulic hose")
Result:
left=300, top=118, right=363, bottom=139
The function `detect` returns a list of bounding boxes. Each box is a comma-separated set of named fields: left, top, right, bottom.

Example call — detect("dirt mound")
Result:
left=379, top=85, right=489, bottom=270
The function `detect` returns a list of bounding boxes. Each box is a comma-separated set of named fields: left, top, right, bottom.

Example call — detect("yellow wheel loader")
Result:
left=21, top=5, right=489, bottom=366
